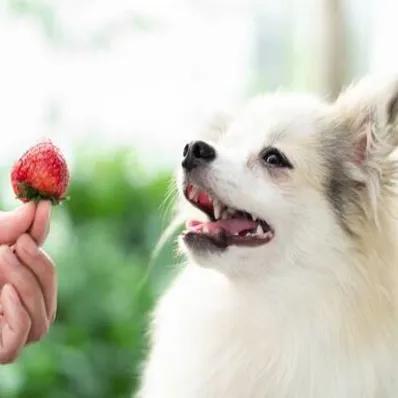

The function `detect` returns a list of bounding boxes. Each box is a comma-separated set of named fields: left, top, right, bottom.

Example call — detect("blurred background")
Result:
left=0, top=0, right=396, bottom=396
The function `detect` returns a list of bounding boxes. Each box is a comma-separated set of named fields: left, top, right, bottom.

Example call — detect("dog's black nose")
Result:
left=182, top=141, right=216, bottom=171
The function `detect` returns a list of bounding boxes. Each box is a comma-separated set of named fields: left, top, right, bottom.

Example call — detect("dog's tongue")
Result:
left=187, top=218, right=257, bottom=235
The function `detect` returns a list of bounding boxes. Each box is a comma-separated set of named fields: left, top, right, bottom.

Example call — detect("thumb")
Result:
left=0, top=202, right=36, bottom=244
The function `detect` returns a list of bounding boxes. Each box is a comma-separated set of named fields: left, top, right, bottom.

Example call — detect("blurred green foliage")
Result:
left=0, top=148, right=179, bottom=398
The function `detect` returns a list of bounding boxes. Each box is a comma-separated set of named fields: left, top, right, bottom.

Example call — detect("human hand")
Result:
left=0, top=201, right=56, bottom=363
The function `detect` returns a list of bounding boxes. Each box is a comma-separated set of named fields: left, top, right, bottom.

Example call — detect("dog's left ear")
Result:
left=334, top=76, right=398, bottom=167
left=332, top=77, right=398, bottom=220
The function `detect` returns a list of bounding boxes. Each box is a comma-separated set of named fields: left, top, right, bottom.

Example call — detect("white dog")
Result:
left=137, top=77, right=398, bottom=398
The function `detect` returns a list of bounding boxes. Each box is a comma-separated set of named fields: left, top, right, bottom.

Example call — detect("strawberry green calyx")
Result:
left=16, top=182, right=65, bottom=205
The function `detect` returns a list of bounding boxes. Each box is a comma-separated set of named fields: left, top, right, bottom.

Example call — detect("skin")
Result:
left=0, top=201, right=56, bottom=364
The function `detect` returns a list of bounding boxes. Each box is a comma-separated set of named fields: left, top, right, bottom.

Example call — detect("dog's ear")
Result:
left=332, top=77, right=398, bottom=221
left=334, top=76, right=398, bottom=167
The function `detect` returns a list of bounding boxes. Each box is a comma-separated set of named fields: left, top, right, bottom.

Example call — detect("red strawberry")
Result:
left=11, top=140, right=70, bottom=204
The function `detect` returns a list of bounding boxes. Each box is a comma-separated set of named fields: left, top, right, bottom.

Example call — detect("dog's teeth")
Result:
left=213, top=200, right=223, bottom=220
left=260, top=230, right=272, bottom=239
left=255, top=225, right=262, bottom=235
left=227, top=208, right=236, bottom=217
left=190, top=186, right=200, bottom=201
left=203, top=225, right=209, bottom=234
left=221, top=210, right=229, bottom=219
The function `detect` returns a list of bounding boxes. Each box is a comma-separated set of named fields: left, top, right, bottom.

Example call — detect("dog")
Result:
left=137, top=77, right=398, bottom=398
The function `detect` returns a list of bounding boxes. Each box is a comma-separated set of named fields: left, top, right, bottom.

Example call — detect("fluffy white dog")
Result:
left=137, top=77, right=398, bottom=398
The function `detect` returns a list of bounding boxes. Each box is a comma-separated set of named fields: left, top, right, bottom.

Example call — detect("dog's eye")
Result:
left=261, top=147, right=292, bottom=169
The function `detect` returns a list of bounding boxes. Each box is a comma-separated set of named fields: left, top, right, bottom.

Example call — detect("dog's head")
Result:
left=178, top=77, right=398, bottom=279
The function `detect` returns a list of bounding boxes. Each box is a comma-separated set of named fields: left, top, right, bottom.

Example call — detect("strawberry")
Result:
left=11, top=140, right=70, bottom=204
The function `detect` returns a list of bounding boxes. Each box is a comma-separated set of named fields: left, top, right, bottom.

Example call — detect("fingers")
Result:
left=0, top=246, right=49, bottom=343
left=30, top=201, right=52, bottom=246
left=0, top=284, right=31, bottom=364
left=15, top=234, right=57, bottom=322
left=0, top=203, right=36, bottom=244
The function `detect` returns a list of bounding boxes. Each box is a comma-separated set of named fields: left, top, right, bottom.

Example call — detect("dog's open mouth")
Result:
left=182, top=183, right=274, bottom=249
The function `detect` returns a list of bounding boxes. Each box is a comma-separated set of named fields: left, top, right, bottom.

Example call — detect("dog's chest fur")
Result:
left=137, top=265, right=398, bottom=398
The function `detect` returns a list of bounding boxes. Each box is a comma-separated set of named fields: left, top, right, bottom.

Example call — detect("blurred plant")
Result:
left=5, top=0, right=59, bottom=41
left=0, top=147, right=178, bottom=398
left=5, top=0, right=160, bottom=49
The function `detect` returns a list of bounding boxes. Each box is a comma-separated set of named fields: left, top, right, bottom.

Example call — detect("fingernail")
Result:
left=47, top=201, right=53, bottom=218
left=44, top=202, right=52, bottom=240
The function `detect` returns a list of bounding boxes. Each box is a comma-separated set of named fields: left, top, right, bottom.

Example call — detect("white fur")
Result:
left=137, top=80, right=398, bottom=398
